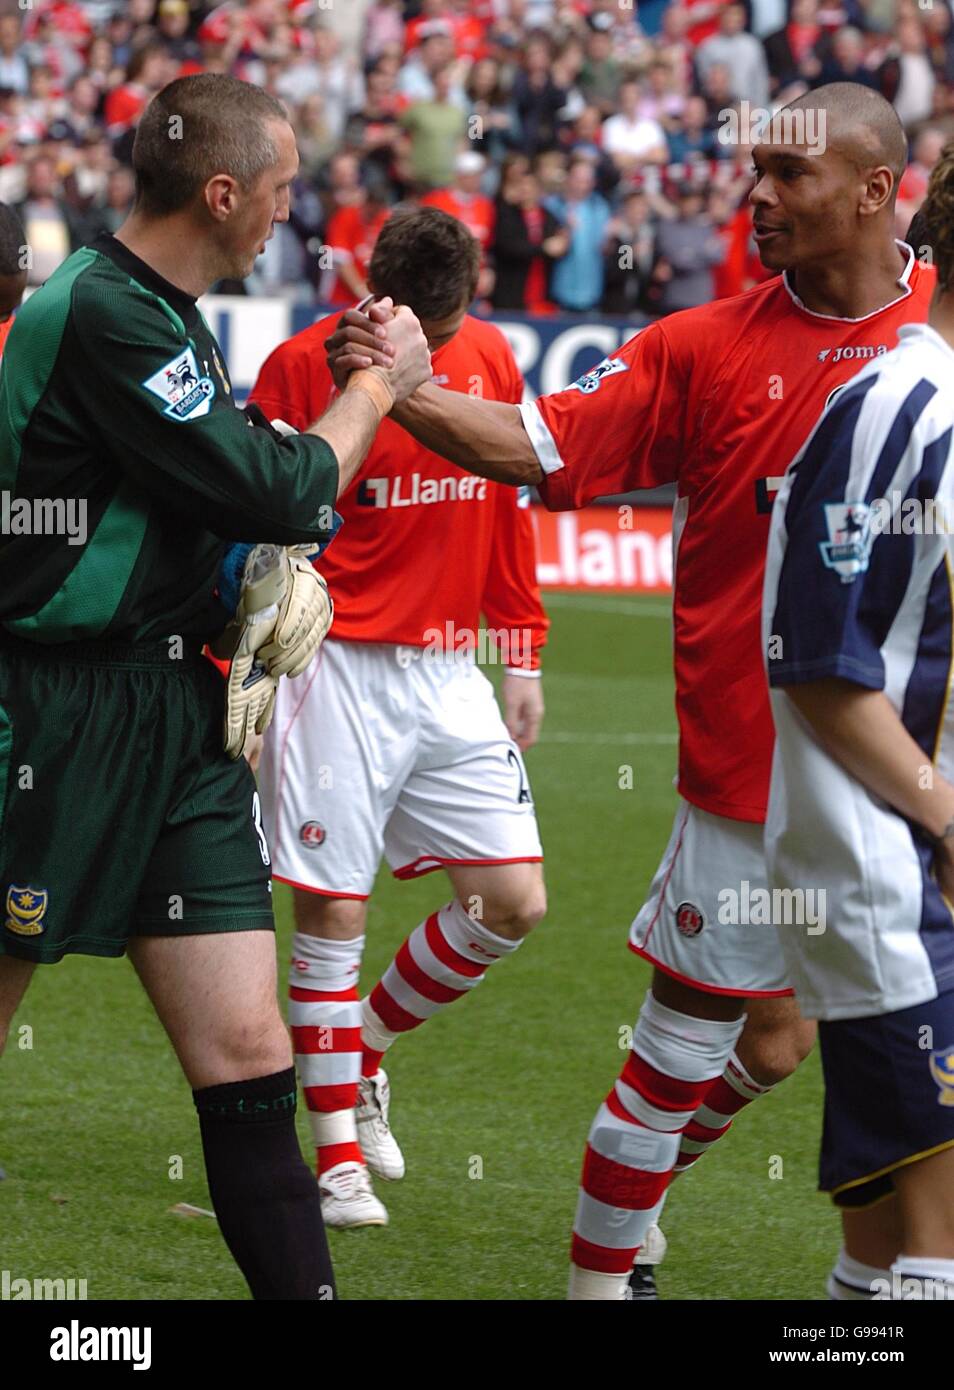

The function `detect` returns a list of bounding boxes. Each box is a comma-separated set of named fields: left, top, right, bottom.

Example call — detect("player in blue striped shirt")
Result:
left=763, top=146, right=954, bottom=1300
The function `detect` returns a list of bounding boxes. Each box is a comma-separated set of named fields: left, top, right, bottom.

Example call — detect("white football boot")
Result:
left=318, top=1161, right=388, bottom=1229
left=356, top=1069, right=406, bottom=1181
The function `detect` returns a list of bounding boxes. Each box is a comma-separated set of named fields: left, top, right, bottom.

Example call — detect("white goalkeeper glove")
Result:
left=257, top=546, right=333, bottom=679
left=222, top=543, right=287, bottom=760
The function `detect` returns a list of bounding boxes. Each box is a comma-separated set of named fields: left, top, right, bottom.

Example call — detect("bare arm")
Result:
left=783, top=679, right=954, bottom=837
left=305, top=377, right=389, bottom=499
left=391, top=385, right=543, bottom=487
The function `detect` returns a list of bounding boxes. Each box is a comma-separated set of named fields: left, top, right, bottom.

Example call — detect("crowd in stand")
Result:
left=0, top=0, right=947, bottom=318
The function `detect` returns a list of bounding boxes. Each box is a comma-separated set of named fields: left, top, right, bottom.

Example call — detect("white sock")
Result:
left=890, top=1254, right=954, bottom=1299
left=827, top=1248, right=890, bottom=1300
left=567, top=1266, right=630, bottom=1301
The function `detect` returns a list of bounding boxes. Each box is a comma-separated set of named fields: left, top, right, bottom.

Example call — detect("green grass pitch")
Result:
left=0, top=590, right=840, bottom=1300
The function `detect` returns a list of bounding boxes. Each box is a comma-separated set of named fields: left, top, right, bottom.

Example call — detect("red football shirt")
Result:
left=421, top=189, right=495, bottom=262
left=522, top=247, right=934, bottom=821
left=325, top=204, right=391, bottom=305
left=250, top=314, right=548, bottom=668
left=0, top=316, right=13, bottom=360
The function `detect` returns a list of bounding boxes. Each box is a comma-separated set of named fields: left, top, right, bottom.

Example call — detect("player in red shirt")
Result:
left=250, top=208, right=548, bottom=1229
left=422, top=151, right=496, bottom=298
left=324, top=192, right=391, bottom=306
left=328, top=85, right=933, bottom=1297
left=0, top=203, right=27, bottom=360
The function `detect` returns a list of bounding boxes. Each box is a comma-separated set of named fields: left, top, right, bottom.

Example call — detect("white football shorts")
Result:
left=628, top=797, right=793, bottom=997
left=258, top=639, right=544, bottom=897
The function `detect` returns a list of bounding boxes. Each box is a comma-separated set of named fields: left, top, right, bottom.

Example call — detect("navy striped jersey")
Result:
left=0, top=233, right=338, bottom=644
left=763, top=322, right=954, bottom=1019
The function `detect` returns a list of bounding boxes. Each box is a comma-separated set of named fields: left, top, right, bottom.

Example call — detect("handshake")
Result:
left=327, top=295, right=432, bottom=405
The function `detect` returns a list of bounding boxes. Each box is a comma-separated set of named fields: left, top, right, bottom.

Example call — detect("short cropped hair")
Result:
left=368, top=206, right=480, bottom=320
left=132, top=73, right=288, bottom=217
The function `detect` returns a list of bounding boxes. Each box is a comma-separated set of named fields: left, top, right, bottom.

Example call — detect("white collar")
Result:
left=782, top=240, right=916, bottom=323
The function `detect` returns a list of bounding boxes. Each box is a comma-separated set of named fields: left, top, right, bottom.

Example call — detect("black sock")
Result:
left=193, top=1067, right=336, bottom=1300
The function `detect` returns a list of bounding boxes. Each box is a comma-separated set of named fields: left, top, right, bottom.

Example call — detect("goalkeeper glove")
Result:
left=222, top=543, right=287, bottom=760
left=257, top=545, right=334, bottom=680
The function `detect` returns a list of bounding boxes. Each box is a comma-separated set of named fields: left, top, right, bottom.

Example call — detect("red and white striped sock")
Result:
left=570, top=994, right=744, bottom=1297
left=288, top=931, right=365, bottom=1176
left=362, top=901, right=521, bottom=1065
left=674, top=1051, right=772, bottom=1175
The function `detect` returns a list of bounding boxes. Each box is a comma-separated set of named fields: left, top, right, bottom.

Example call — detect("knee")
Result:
left=204, top=1006, right=292, bottom=1086
left=293, top=890, right=366, bottom=940
left=739, top=1016, right=815, bottom=1088
left=471, top=883, right=547, bottom=940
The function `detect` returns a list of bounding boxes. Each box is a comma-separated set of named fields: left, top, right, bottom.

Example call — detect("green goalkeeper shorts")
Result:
left=0, top=633, right=275, bottom=964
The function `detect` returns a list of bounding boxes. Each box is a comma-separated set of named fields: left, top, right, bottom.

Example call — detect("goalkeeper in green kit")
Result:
left=0, top=74, right=430, bottom=1299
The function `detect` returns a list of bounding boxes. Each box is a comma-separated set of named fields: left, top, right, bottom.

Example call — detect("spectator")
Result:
left=344, top=61, right=405, bottom=196
left=645, top=179, right=728, bottom=315
left=896, top=126, right=948, bottom=237
left=925, top=1, right=954, bottom=87
left=466, top=57, right=518, bottom=168
left=53, top=74, right=101, bottom=144
left=81, top=162, right=135, bottom=239
left=512, top=31, right=570, bottom=155
left=400, top=62, right=466, bottom=190
left=649, top=180, right=726, bottom=314
left=817, top=26, right=880, bottom=90
left=667, top=93, right=723, bottom=163
left=365, top=2, right=406, bottom=64
left=156, top=0, right=203, bottom=68
left=0, top=16, right=29, bottom=96
left=296, top=93, right=337, bottom=185
left=637, top=59, right=687, bottom=125
left=893, top=15, right=936, bottom=128
left=657, top=4, right=695, bottom=93
left=422, top=151, right=496, bottom=279
left=700, top=60, right=738, bottom=124
left=397, top=26, right=464, bottom=106
left=601, top=78, right=668, bottom=173
left=15, top=154, right=80, bottom=284
left=323, top=179, right=391, bottom=305
left=697, top=3, right=770, bottom=109
left=601, top=187, right=655, bottom=315
left=579, top=18, right=622, bottom=117
left=103, top=43, right=170, bottom=135
left=276, top=25, right=363, bottom=135
left=764, top=0, right=823, bottom=95
left=545, top=155, right=611, bottom=312
left=533, top=147, right=568, bottom=199
left=568, top=104, right=620, bottom=197
left=492, top=154, right=568, bottom=312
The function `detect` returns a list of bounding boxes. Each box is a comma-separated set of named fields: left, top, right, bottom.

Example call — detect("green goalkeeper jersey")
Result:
left=0, top=232, right=338, bottom=644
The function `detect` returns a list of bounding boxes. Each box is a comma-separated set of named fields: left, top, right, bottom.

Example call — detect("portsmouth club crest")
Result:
left=929, top=1046, right=954, bottom=1107
left=819, top=501, right=873, bottom=583
left=142, top=346, right=216, bottom=422
left=5, top=885, right=48, bottom=936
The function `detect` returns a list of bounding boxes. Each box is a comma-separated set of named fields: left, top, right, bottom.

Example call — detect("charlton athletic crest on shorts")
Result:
left=5, top=885, right=48, bottom=936
left=299, top=821, right=326, bottom=848
left=929, top=1046, right=954, bottom=1107
left=675, top=901, right=704, bottom=937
